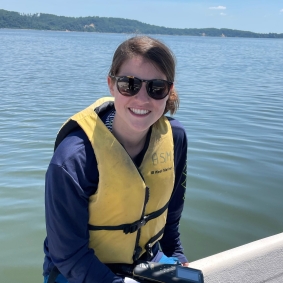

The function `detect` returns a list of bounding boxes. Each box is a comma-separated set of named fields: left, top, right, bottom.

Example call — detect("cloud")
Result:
left=280, top=9, right=283, bottom=13
left=220, top=13, right=226, bottom=16
left=209, top=6, right=226, bottom=10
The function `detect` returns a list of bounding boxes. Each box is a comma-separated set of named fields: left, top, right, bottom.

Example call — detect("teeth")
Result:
left=130, top=108, right=150, bottom=115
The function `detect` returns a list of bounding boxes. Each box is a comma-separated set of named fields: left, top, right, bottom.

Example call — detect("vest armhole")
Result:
left=54, top=120, right=80, bottom=151
left=94, top=101, right=115, bottom=117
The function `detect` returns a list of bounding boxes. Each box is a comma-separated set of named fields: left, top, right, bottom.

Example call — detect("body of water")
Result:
left=0, top=29, right=283, bottom=283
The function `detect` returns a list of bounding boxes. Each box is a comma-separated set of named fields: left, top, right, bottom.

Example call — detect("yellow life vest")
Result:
left=55, top=97, right=175, bottom=264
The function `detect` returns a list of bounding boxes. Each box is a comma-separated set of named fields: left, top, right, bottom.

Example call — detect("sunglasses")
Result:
left=110, top=75, right=173, bottom=100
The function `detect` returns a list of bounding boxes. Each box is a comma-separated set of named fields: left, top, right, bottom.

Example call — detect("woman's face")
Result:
left=108, top=56, right=169, bottom=137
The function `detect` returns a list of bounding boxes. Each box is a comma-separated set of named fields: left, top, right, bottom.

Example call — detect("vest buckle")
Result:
left=146, top=243, right=154, bottom=259
left=123, top=216, right=148, bottom=234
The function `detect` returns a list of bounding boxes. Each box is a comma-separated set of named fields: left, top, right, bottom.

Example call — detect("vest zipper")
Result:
left=133, top=186, right=150, bottom=262
left=112, top=127, right=151, bottom=262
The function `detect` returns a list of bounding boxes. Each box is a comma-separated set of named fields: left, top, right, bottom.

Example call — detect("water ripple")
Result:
left=0, top=31, right=283, bottom=278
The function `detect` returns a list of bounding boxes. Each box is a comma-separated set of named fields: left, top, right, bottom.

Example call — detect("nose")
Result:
left=135, top=82, right=149, bottom=102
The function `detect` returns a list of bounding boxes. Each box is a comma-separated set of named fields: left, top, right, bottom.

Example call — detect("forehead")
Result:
left=118, top=56, right=166, bottom=80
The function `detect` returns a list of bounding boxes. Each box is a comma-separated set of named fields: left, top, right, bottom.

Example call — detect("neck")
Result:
left=112, top=119, right=148, bottom=159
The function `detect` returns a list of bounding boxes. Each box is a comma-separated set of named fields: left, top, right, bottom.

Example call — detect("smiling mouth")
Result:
left=129, top=108, right=150, bottom=115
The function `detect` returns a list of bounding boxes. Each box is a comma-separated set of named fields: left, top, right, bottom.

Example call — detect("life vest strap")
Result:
left=145, top=227, right=165, bottom=259
left=88, top=201, right=169, bottom=234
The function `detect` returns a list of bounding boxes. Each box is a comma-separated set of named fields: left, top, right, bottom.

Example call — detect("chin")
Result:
left=129, top=123, right=151, bottom=133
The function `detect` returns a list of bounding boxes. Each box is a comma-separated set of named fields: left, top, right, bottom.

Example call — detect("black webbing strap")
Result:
left=88, top=201, right=170, bottom=234
left=145, top=227, right=165, bottom=259
left=47, top=266, right=60, bottom=283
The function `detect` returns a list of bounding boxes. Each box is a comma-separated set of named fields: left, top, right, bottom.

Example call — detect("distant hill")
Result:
left=1, top=9, right=282, bottom=38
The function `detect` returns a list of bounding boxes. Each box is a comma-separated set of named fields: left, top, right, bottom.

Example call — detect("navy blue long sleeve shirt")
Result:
left=43, top=114, right=188, bottom=283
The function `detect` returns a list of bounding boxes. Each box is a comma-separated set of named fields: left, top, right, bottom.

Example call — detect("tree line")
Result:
left=1, top=9, right=282, bottom=38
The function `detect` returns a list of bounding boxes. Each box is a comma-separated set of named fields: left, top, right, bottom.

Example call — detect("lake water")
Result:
left=0, top=29, right=283, bottom=283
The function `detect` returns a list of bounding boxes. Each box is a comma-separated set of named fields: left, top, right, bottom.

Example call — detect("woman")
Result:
left=43, top=36, right=189, bottom=283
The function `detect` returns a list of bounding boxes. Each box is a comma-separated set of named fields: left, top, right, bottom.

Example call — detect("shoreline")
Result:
left=1, top=28, right=283, bottom=39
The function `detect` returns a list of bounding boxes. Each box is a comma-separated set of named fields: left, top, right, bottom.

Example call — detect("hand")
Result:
left=181, top=262, right=189, bottom=267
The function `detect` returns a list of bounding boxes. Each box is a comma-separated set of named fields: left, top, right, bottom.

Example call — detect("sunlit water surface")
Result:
left=0, top=30, right=282, bottom=283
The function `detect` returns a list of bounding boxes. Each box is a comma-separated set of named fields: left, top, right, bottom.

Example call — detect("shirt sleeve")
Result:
left=44, top=131, right=124, bottom=283
left=159, top=119, right=188, bottom=263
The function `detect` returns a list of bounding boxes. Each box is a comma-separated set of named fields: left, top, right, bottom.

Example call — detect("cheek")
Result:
left=114, top=93, right=129, bottom=109
left=154, top=99, right=167, bottom=116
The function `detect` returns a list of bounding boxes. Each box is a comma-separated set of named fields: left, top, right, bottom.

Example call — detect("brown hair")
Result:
left=108, top=36, right=179, bottom=115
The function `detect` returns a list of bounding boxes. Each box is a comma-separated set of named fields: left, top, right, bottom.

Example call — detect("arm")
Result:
left=44, top=131, right=124, bottom=283
left=159, top=120, right=188, bottom=265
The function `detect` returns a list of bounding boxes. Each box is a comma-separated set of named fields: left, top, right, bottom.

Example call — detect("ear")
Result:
left=107, top=76, right=115, bottom=97
left=166, top=83, right=174, bottom=101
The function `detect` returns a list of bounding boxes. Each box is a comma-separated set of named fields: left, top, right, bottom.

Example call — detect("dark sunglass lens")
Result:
left=117, top=77, right=141, bottom=96
left=147, top=80, right=169, bottom=99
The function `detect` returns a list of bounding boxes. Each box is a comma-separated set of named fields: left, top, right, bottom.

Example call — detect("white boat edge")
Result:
left=190, top=232, right=283, bottom=282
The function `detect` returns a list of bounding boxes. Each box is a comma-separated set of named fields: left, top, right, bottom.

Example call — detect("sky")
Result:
left=1, top=0, right=283, bottom=34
